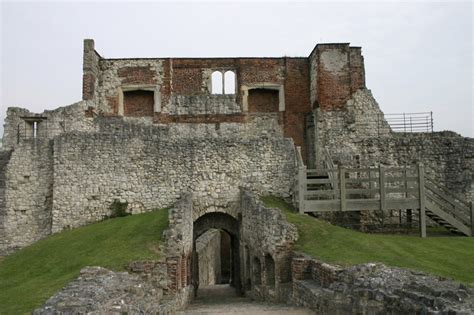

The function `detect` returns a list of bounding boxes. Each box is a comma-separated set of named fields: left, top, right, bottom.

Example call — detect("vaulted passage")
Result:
left=192, top=212, right=241, bottom=295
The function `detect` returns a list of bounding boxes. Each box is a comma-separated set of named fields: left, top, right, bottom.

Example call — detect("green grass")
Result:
left=262, top=196, right=474, bottom=286
left=0, top=208, right=169, bottom=315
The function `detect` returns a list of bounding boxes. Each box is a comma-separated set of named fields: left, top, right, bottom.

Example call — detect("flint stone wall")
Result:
left=0, top=140, right=53, bottom=253
left=291, top=254, right=474, bottom=314
left=311, top=88, right=473, bottom=200
left=240, top=191, right=298, bottom=302
left=35, top=195, right=196, bottom=314
left=195, top=229, right=221, bottom=286
left=2, top=101, right=95, bottom=151
left=166, top=95, right=241, bottom=115
left=51, top=122, right=295, bottom=232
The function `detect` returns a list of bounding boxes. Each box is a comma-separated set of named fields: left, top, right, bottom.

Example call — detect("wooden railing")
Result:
left=294, top=152, right=473, bottom=237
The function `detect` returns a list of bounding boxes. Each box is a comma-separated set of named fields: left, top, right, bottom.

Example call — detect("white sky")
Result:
left=1, top=1, right=473, bottom=137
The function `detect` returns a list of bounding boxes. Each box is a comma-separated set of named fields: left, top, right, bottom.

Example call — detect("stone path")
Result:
left=178, top=284, right=313, bottom=314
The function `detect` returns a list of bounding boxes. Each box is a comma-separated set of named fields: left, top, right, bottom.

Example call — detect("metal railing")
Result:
left=379, top=112, right=433, bottom=133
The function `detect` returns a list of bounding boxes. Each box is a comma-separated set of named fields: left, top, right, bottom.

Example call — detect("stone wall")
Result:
left=311, top=88, right=473, bottom=200
left=1, top=140, right=53, bottom=254
left=240, top=190, right=298, bottom=302
left=2, top=101, right=95, bottom=151
left=51, top=120, right=295, bottom=232
left=291, top=254, right=474, bottom=314
left=82, top=39, right=100, bottom=102
left=34, top=194, right=196, bottom=314
left=308, top=44, right=365, bottom=111
left=195, top=229, right=221, bottom=286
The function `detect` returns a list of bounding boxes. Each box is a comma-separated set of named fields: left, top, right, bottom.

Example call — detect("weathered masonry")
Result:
left=1, top=39, right=473, bottom=256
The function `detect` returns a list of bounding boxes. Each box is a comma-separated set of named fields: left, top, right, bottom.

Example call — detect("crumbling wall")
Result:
left=82, top=39, right=100, bottom=102
left=1, top=140, right=53, bottom=254
left=312, top=88, right=473, bottom=200
left=240, top=190, right=298, bottom=302
left=291, top=254, right=474, bottom=314
left=2, top=101, right=95, bottom=151
left=34, top=194, right=195, bottom=314
left=308, top=44, right=365, bottom=111
left=50, top=120, right=296, bottom=233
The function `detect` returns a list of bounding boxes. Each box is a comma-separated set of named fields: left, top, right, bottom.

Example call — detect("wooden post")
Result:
left=298, top=165, right=307, bottom=214
left=401, top=166, right=408, bottom=227
left=379, top=165, right=386, bottom=228
left=368, top=168, right=374, bottom=199
left=418, top=163, right=426, bottom=238
left=339, top=166, right=346, bottom=212
left=470, top=202, right=473, bottom=237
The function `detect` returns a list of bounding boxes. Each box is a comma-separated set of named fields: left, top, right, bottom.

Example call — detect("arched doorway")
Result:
left=192, top=212, right=241, bottom=295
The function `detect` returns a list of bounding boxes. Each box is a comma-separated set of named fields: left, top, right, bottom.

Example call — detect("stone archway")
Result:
left=192, top=212, right=241, bottom=295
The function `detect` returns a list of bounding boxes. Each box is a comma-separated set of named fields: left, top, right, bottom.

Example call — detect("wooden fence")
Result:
left=294, top=148, right=473, bottom=237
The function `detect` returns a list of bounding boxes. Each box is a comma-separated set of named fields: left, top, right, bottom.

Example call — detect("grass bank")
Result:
left=0, top=208, right=169, bottom=314
left=262, top=196, right=474, bottom=286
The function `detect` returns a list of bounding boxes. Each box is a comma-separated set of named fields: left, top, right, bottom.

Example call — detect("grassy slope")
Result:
left=0, top=208, right=169, bottom=315
left=262, top=196, right=474, bottom=286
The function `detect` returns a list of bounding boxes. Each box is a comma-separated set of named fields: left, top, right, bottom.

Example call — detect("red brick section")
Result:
left=82, top=73, right=95, bottom=100
left=315, top=44, right=366, bottom=111
left=180, top=255, right=187, bottom=288
left=171, top=58, right=240, bottom=99
left=106, top=95, right=119, bottom=115
left=316, top=45, right=351, bottom=111
left=283, top=58, right=311, bottom=162
left=239, top=58, right=284, bottom=84
left=349, top=47, right=365, bottom=93
left=161, top=59, right=172, bottom=110
left=172, top=68, right=203, bottom=95
left=124, top=90, right=154, bottom=117
left=248, top=89, right=279, bottom=112
left=101, top=57, right=314, bottom=161
left=118, top=66, right=156, bottom=85
left=166, top=257, right=180, bottom=292
left=291, top=256, right=312, bottom=281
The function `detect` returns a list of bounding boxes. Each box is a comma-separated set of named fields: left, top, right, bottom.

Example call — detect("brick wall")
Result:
left=309, top=44, right=365, bottom=111
left=118, top=66, right=156, bottom=85
left=172, top=68, right=203, bottom=95
left=124, top=90, right=154, bottom=117
left=248, top=89, right=279, bottom=112
left=283, top=58, right=311, bottom=161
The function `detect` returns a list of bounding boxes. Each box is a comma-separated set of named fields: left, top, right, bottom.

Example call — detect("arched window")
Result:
left=224, top=71, right=236, bottom=94
left=265, top=254, right=275, bottom=287
left=211, top=71, right=223, bottom=94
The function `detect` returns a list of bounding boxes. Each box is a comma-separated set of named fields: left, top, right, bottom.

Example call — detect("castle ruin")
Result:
left=1, top=39, right=473, bottom=313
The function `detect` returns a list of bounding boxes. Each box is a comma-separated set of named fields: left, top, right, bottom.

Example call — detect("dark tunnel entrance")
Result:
left=192, top=212, right=241, bottom=296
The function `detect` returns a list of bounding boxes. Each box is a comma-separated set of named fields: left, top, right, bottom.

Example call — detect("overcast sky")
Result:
left=1, top=1, right=472, bottom=137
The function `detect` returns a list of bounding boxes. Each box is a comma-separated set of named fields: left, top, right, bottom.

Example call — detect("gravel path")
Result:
left=178, top=285, right=313, bottom=315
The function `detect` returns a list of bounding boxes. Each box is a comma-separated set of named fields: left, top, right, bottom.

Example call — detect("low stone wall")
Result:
left=240, top=190, right=298, bottom=302
left=291, top=253, right=474, bottom=314
left=34, top=193, right=196, bottom=314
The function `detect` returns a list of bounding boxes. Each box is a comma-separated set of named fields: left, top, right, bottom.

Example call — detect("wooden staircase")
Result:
left=424, top=176, right=473, bottom=236
left=294, top=147, right=473, bottom=237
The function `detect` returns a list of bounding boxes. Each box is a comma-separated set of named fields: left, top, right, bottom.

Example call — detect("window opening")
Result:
left=224, top=71, right=236, bottom=94
left=211, top=71, right=223, bottom=94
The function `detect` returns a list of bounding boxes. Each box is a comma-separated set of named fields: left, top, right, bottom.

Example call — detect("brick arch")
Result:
left=192, top=212, right=242, bottom=295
